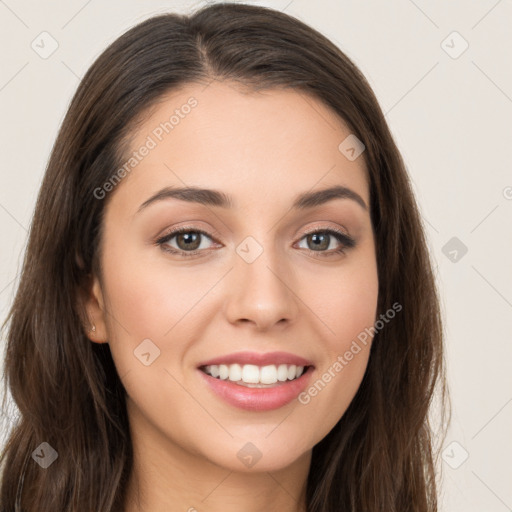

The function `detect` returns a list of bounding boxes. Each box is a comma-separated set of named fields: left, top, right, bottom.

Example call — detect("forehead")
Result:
left=110, top=80, right=369, bottom=215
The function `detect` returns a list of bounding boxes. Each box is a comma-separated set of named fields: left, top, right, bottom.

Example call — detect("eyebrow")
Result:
left=137, top=184, right=368, bottom=213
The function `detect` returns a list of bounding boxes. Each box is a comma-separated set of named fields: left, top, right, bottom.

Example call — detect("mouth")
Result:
left=196, top=352, right=315, bottom=411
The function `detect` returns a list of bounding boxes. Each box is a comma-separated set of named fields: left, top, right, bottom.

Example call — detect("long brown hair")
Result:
left=0, top=3, right=450, bottom=510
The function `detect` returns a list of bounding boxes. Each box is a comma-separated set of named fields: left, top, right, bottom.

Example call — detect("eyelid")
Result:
left=156, top=222, right=350, bottom=241
left=154, top=224, right=221, bottom=248
left=300, top=224, right=349, bottom=237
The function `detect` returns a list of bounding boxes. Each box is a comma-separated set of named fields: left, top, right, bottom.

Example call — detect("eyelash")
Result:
left=155, top=225, right=356, bottom=259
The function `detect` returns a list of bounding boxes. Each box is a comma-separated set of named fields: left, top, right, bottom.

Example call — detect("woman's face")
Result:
left=86, top=80, right=379, bottom=473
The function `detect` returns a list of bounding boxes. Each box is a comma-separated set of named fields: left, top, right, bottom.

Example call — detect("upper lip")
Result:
left=197, top=351, right=314, bottom=368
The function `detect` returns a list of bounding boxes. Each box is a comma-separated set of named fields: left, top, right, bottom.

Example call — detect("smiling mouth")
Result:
left=199, top=363, right=312, bottom=388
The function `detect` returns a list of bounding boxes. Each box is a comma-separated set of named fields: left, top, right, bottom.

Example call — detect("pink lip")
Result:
left=197, top=351, right=314, bottom=368
left=198, top=366, right=314, bottom=411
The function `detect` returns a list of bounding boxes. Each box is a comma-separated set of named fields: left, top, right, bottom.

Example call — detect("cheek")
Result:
left=296, top=257, right=378, bottom=430
left=309, top=257, right=379, bottom=351
left=99, top=248, right=213, bottom=432
left=98, top=240, right=208, bottom=381
left=101, top=241, right=209, bottom=338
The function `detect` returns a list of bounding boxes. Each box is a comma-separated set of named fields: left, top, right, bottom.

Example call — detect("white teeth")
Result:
left=202, top=363, right=307, bottom=384
left=241, top=364, right=260, bottom=383
left=228, top=363, right=242, bottom=382
left=260, top=365, right=277, bottom=384
left=277, top=364, right=289, bottom=382
left=219, top=364, right=229, bottom=380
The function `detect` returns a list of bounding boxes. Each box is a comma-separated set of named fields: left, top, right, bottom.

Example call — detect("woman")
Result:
left=0, top=3, right=449, bottom=511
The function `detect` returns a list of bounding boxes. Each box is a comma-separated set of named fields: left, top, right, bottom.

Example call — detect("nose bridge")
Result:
left=223, top=229, right=299, bottom=329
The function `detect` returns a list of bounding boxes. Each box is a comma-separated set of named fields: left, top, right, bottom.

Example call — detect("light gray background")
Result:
left=1, top=1, right=511, bottom=510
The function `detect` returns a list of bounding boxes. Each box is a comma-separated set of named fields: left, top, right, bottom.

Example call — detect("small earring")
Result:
left=89, top=325, right=96, bottom=333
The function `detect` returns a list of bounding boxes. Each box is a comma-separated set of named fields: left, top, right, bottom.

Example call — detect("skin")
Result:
left=83, top=80, right=379, bottom=512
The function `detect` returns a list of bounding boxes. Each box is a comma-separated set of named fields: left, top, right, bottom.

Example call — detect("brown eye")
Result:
left=174, top=231, right=202, bottom=251
left=306, top=232, right=330, bottom=251
left=156, top=228, right=217, bottom=257
left=297, top=228, right=356, bottom=257
left=155, top=226, right=356, bottom=259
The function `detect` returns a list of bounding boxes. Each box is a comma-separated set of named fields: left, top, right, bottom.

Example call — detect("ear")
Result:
left=77, top=273, right=109, bottom=344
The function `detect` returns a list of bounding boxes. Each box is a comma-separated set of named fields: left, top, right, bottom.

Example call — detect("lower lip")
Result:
left=197, top=367, right=314, bottom=411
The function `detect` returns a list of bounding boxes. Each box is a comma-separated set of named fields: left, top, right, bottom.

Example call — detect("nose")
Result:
left=223, top=241, right=300, bottom=331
